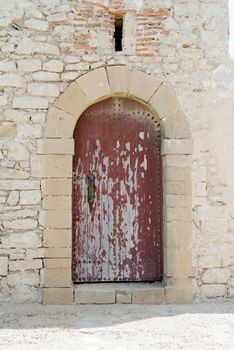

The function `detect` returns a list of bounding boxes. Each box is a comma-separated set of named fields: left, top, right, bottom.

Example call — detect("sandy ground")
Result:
left=0, top=303, right=234, bottom=350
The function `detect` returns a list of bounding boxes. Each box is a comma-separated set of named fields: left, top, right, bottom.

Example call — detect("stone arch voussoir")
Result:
left=45, top=66, right=191, bottom=140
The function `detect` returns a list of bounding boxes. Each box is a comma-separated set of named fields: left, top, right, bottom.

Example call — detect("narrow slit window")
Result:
left=114, top=16, right=123, bottom=52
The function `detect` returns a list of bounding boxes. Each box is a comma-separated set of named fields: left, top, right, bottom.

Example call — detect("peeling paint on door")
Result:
left=72, top=98, right=162, bottom=282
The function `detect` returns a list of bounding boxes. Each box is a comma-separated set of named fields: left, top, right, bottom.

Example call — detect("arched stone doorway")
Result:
left=38, top=66, right=193, bottom=304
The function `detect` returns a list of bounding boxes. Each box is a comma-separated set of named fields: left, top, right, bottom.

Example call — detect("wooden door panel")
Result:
left=72, top=98, right=162, bottom=282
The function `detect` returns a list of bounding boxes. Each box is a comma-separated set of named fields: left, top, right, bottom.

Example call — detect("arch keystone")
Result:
left=106, top=65, right=130, bottom=95
left=76, top=67, right=110, bottom=101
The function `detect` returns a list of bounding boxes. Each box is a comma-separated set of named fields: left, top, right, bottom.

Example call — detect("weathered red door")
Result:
left=72, top=98, right=162, bottom=282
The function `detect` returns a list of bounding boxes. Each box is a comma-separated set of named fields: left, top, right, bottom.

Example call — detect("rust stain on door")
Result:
left=72, top=98, right=162, bottom=282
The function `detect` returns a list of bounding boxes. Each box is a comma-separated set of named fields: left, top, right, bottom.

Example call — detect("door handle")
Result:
left=73, top=173, right=80, bottom=184
left=87, top=174, right=95, bottom=205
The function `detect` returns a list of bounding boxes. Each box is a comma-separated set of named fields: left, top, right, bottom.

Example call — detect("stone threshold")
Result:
left=74, top=282, right=165, bottom=304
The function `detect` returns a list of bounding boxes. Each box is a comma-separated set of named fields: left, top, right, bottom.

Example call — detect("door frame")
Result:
left=37, top=65, right=193, bottom=304
left=72, top=97, right=163, bottom=283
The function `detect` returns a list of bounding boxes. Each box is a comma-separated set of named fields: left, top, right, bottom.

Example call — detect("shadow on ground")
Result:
left=0, top=302, right=234, bottom=330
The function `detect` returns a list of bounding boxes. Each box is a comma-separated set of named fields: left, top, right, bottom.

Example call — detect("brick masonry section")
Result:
left=71, top=3, right=171, bottom=57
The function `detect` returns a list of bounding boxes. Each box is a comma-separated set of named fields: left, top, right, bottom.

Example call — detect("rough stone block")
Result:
left=0, top=73, right=24, bottom=88
left=7, top=142, right=29, bottom=161
left=76, top=68, right=110, bottom=101
left=16, top=38, right=59, bottom=56
left=17, top=124, right=43, bottom=138
left=0, top=180, right=40, bottom=190
left=7, top=271, right=40, bottom=287
left=230, top=277, right=234, bottom=288
left=0, top=94, right=9, bottom=106
left=37, top=139, right=74, bottom=155
left=0, top=60, right=16, bottom=72
left=1, top=208, right=37, bottom=220
left=27, top=248, right=45, bottom=259
left=0, top=168, right=28, bottom=179
left=28, top=83, right=60, bottom=97
left=204, top=218, right=228, bottom=233
left=32, top=71, right=60, bottom=81
left=63, top=56, right=81, bottom=65
left=129, top=69, right=161, bottom=102
left=20, top=190, right=41, bottom=205
left=24, top=19, right=49, bottom=31
left=43, top=229, right=71, bottom=247
left=1, top=232, right=41, bottom=248
left=44, top=107, right=77, bottom=138
left=17, top=59, right=41, bottom=72
left=164, top=17, right=180, bottom=31
left=31, top=155, right=72, bottom=178
left=197, top=252, right=222, bottom=269
left=0, top=256, right=8, bottom=276
left=65, top=62, right=89, bottom=71
left=43, top=60, right=63, bottom=72
left=9, top=259, right=42, bottom=271
left=228, top=288, right=234, bottom=298
left=199, top=284, right=227, bottom=298
left=43, top=288, right=73, bottom=304
left=61, top=71, right=79, bottom=81
left=10, top=250, right=25, bottom=260
left=7, top=191, right=19, bottom=206
left=12, top=96, right=48, bottom=109
left=201, top=268, right=230, bottom=284
left=3, top=219, right=38, bottom=230
left=132, top=287, right=165, bottom=304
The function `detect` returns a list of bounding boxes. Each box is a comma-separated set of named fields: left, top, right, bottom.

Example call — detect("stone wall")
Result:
left=0, top=0, right=233, bottom=303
